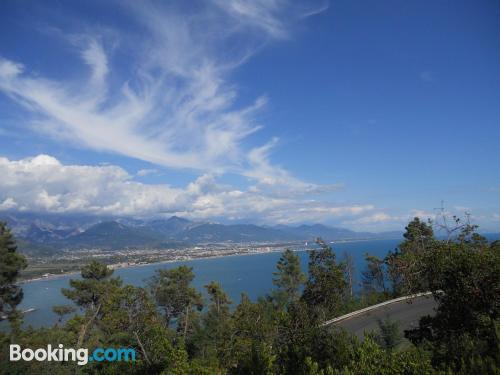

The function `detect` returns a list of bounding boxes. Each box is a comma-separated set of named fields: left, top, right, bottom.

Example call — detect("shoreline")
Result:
left=19, top=237, right=398, bottom=284
left=19, top=247, right=291, bottom=284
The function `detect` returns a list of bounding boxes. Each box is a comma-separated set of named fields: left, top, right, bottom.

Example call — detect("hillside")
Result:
left=1, top=213, right=402, bottom=252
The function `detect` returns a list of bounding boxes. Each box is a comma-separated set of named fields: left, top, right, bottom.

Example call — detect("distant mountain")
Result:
left=148, top=216, right=202, bottom=238
left=0, top=212, right=403, bottom=252
left=2, top=212, right=100, bottom=241
left=179, top=223, right=300, bottom=242
left=66, top=221, right=164, bottom=249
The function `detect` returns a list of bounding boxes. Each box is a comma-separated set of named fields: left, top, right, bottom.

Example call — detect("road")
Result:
left=330, top=294, right=438, bottom=339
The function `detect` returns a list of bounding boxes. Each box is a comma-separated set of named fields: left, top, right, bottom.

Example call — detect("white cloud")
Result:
left=245, top=138, right=341, bottom=196
left=0, top=197, right=17, bottom=210
left=213, top=0, right=329, bottom=39
left=0, top=155, right=374, bottom=224
left=0, top=0, right=325, bottom=190
left=0, top=59, right=23, bottom=78
left=0, top=2, right=372, bottom=226
left=0, top=155, right=181, bottom=215
left=136, top=169, right=158, bottom=177
left=214, top=0, right=289, bottom=39
left=345, top=212, right=394, bottom=225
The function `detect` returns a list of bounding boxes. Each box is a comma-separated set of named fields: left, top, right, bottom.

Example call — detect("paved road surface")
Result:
left=333, top=295, right=438, bottom=339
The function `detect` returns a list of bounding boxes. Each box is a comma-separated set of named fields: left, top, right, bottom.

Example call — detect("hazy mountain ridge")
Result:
left=0, top=213, right=402, bottom=252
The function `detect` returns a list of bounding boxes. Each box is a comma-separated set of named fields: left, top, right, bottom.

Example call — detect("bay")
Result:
left=15, top=239, right=399, bottom=328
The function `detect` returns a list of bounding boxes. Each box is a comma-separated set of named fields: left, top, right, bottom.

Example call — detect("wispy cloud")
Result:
left=213, top=0, right=290, bottom=39
left=0, top=0, right=324, bottom=188
left=0, top=1, right=365, bottom=224
left=136, top=169, right=158, bottom=177
left=244, top=138, right=341, bottom=196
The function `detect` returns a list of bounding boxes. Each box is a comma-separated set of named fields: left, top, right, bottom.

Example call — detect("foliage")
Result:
left=0, top=218, right=499, bottom=374
left=403, top=231, right=500, bottom=372
left=52, top=305, right=76, bottom=326
left=150, top=265, right=203, bottom=341
left=372, top=318, right=403, bottom=351
left=0, top=222, right=27, bottom=329
left=362, top=254, right=387, bottom=295
left=272, top=249, right=306, bottom=307
left=302, top=239, right=347, bottom=322
left=335, top=337, right=437, bottom=375
left=385, top=217, right=436, bottom=296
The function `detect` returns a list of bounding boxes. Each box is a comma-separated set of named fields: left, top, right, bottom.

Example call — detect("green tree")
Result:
left=302, top=239, right=347, bottom=321
left=276, top=299, right=356, bottom=374
left=97, top=284, right=189, bottom=374
left=273, top=249, right=306, bottom=307
left=401, top=217, right=435, bottom=250
left=199, top=281, right=233, bottom=368
left=150, top=266, right=203, bottom=340
left=52, top=305, right=76, bottom=326
left=0, top=222, right=27, bottom=330
left=62, top=260, right=120, bottom=346
left=341, top=251, right=355, bottom=299
left=362, top=254, right=387, bottom=295
left=372, top=318, right=403, bottom=351
left=405, top=230, right=500, bottom=373
left=230, top=294, right=278, bottom=373
left=230, top=340, right=276, bottom=375
left=334, top=337, right=436, bottom=375
left=385, top=217, right=436, bottom=296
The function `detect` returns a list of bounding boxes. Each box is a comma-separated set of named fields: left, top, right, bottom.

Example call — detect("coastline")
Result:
left=19, top=245, right=294, bottom=284
left=19, top=237, right=398, bottom=284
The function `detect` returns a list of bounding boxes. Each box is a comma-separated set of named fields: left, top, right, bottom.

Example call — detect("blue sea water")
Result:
left=15, top=239, right=400, bottom=328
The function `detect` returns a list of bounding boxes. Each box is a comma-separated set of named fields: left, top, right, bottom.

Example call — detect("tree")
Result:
left=385, top=217, right=436, bottom=295
left=52, top=305, right=76, bottom=326
left=373, top=318, right=403, bottom=351
left=230, top=294, right=278, bottom=373
left=362, top=254, right=387, bottom=295
left=150, top=266, right=203, bottom=340
left=302, top=239, right=347, bottom=321
left=200, top=281, right=233, bottom=367
left=231, top=340, right=276, bottom=375
left=272, top=249, right=306, bottom=307
left=62, top=260, right=120, bottom=346
left=275, top=299, right=357, bottom=374
left=404, top=229, right=500, bottom=373
left=62, top=260, right=116, bottom=309
left=0, top=222, right=27, bottom=329
left=341, top=252, right=355, bottom=299
left=97, top=284, right=187, bottom=373
left=333, top=337, right=436, bottom=375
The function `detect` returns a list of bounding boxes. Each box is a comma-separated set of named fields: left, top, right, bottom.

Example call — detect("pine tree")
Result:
left=150, top=266, right=203, bottom=340
left=302, top=239, right=347, bottom=322
left=0, top=222, right=27, bottom=327
left=273, top=249, right=306, bottom=307
left=202, top=281, right=233, bottom=367
left=62, top=260, right=120, bottom=346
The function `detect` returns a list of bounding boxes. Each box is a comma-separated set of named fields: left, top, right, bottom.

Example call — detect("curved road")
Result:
left=328, top=294, right=438, bottom=339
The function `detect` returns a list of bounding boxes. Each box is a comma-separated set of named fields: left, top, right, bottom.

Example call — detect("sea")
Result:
left=12, top=239, right=401, bottom=328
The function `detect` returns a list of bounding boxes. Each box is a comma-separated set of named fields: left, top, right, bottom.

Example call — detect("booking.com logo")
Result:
left=10, top=344, right=136, bottom=366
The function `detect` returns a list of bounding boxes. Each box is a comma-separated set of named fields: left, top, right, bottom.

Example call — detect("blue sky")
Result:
left=0, top=0, right=499, bottom=231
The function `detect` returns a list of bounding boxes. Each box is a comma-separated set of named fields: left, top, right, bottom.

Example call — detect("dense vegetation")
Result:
left=0, top=217, right=499, bottom=374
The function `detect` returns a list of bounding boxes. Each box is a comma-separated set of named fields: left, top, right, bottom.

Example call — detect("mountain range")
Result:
left=1, top=212, right=402, bottom=253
